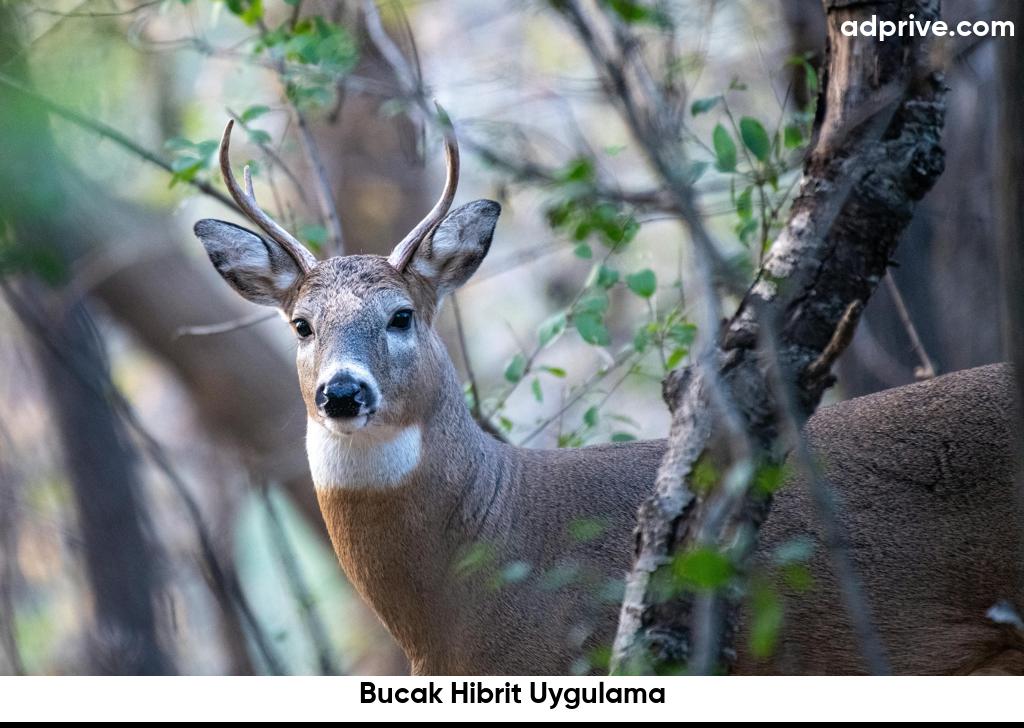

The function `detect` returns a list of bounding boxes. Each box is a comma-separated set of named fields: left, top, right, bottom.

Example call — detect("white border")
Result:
left=1, top=676, right=1021, bottom=722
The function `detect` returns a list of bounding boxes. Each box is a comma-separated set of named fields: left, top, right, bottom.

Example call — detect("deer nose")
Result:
left=316, top=374, right=375, bottom=419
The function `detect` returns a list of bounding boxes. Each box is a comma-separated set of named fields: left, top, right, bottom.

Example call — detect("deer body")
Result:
left=311, top=358, right=1023, bottom=675
left=195, top=120, right=1023, bottom=675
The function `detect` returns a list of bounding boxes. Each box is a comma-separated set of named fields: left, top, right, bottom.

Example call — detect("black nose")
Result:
left=316, top=374, right=375, bottom=419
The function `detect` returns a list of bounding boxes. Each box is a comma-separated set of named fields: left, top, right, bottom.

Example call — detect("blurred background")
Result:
left=0, top=0, right=1008, bottom=674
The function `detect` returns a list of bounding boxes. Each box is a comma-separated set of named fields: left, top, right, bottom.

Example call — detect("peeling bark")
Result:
left=613, top=0, right=947, bottom=674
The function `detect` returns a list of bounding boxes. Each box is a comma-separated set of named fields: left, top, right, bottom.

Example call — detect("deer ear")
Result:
left=193, top=219, right=304, bottom=308
left=406, top=200, right=500, bottom=300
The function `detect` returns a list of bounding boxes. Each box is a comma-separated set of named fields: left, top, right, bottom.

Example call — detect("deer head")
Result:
left=194, top=120, right=500, bottom=451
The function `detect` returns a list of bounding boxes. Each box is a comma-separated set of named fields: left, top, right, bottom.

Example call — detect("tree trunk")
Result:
left=613, top=0, right=946, bottom=674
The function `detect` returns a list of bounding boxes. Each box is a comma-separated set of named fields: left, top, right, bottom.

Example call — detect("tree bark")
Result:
left=613, top=0, right=947, bottom=674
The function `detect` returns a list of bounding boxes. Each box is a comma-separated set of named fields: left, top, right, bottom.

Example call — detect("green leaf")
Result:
left=673, top=547, right=734, bottom=590
left=240, top=104, right=271, bottom=123
left=685, top=160, right=709, bottom=184
left=531, top=377, right=543, bottom=403
left=633, top=326, right=650, bottom=353
left=739, top=116, right=771, bottom=162
left=573, top=243, right=593, bottom=259
left=239, top=0, right=263, bottom=26
left=755, top=463, right=788, bottom=495
left=611, top=432, right=637, bottom=442
left=454, top=542, right=496, bottom=578
left=773, top=537, right=814, bottom=566
left=297, top=224, right=327, bottom=252
left=558, top=157, right=595, bottom=184
left=504, top=353, right=527, bottom=383
left=667, top=321, right=696, bottom=347
left=499, top=561, right=532, bottom=584
left=602, top=0, right=668, bottom=26
left=575, top=290, right=609, bottom=315
left=163, top=136, right=195, bottom=152
left=246, top=128, right=272, bottom=146
left=712, top=124, right=737, bottom=172
left=568, top=518, right=606, bottom=542
left=666, top=347, right=687, bottom=369
left=749, top=583, right=784, bottom=658
left=625, top=269, right=657, bottom=298
left=690, top=95, right=721, bottom=116
left=595, top=265, right=619, bottom=289
left=736, top=186, right=753, bottom=221
left=783, top=123, right=803, bottom=150
left=583, top=406, right=599, bottom=428
left=538, top=312, right=567, bottom=348
left=575, top=313, right=610, bottom=346
left=541, top=365, right=567, bottom=378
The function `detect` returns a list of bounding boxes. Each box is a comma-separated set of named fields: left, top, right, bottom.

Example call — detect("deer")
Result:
left=193, top=118, right=1024, bottom=676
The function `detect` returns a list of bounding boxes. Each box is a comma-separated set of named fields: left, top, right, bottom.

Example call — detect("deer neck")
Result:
left=307, top=353, right=509, bottom=665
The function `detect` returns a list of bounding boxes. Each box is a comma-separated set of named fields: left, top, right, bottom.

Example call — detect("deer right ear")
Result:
left=193, top=219, right=305, bottom=308
left=405, top=200, right=500, bottom=301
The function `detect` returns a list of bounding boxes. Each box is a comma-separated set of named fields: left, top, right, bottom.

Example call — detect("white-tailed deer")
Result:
left=194, top=120, right=1024, bottom=675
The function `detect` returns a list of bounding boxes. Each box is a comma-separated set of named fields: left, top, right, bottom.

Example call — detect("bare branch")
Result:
left=173, top=311, right=277, bottom=340
left=258, top=481, right=341, bottom=675
left=884, top=272, right=937, bottom=381
left=0, top=70, right=238, bottom=212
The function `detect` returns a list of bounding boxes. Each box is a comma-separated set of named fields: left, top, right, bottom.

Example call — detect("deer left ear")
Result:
left=406, top=200, right=500, bottom=300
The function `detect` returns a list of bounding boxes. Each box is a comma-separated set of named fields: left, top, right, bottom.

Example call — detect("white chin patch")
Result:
left=307, top=418, right=422, bottom=490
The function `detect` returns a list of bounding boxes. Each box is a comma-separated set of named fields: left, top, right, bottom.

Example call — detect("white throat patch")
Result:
left=307, top=418, right=422, bottom=490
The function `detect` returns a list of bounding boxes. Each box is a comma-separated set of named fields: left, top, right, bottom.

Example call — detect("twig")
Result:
left=884, top=272, right=936, bottom=380
left=519, top=348, right=638, bottom=446
left=451, top=294, right=482, bottom=419
left=804, top=300, right=864, bottom=382
left=226, top=107, right=308, bottom=201
left=174, top=311, right=277, bottom=339
left=253, top=17, right=345, bottom=256
left=0, top=71, right=238, bottom=212
left=29, top=0, right=162, bottom=19
left=294, top=109, right=346, bottom=255
left=258, top=481, right=341, bottom=675
left=760, top=314, right=891, bottom=675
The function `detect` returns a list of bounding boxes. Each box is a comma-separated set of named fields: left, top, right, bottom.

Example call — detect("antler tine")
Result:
left=388, top=107, right=461, bottom=272
left=219, top=119, right=317, bottom=274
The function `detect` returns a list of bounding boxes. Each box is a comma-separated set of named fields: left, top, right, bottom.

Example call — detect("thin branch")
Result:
left=759, top=314, right=891, bottom=674
left=451, top=294, right=482, bottom=420
left=519, top=348, right=638, bottom=446
left=258, top=481, right=341, bottom=676
left=884, top=272, right=937, bottom=380
left=253, top=17, right=346, bottom=256
left=173, top=311, right=277, bottom=340
left=294, top=108, right=346, bottom=255
left=0, top=70, right=238, bottom=212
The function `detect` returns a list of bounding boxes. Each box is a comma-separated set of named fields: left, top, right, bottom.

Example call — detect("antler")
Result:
left=219, top=119, right=317, bottom=274
left=387, top=116, right=460, bottom=272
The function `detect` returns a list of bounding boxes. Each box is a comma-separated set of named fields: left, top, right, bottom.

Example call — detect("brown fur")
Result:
left=317, top=358, right=1024, bottom=674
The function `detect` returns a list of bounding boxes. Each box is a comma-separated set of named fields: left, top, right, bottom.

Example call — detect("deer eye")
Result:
left=388, top=309, right=413, bottom=331
left=292, top=318, right=313, bottom=339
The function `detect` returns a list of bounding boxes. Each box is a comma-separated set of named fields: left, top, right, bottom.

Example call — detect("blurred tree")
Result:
left=0, top=7, right=172, bottom=675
